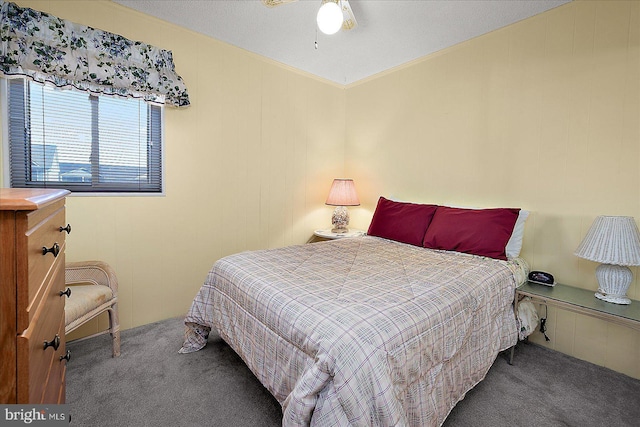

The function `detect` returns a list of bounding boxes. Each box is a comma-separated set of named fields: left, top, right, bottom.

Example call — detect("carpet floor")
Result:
left=66, top=317, right=640, bottom=426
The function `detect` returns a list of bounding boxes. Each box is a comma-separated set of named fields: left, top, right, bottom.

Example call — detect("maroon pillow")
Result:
left=422, top=206, right=520, bottom=260
left=367, top=197, right=438, bottom=246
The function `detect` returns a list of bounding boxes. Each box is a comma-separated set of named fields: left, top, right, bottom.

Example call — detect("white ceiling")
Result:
left=113, top=0, right=571, bottom=85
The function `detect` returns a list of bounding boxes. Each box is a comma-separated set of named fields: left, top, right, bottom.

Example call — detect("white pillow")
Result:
left=505, top=209, right=529, bottom=259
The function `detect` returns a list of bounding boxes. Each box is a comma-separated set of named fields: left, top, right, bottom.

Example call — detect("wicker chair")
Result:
left=64, top=261, right=120, bottom=357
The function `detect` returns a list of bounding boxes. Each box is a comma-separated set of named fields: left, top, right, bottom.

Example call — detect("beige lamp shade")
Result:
left=574, top=216, right=640, bottom=266
left=325, top=179, right=360, bottom=206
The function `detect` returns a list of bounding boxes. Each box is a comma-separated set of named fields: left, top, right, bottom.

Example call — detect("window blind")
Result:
left=6, top=78, right=163, bottom=193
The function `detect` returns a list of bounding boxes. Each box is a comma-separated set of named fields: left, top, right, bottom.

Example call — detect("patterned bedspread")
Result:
left=180, top=236, right=527, bottom=426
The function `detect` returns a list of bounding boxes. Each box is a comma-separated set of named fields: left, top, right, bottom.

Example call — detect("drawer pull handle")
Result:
left=59, top=224, right=72, bottom=234
left=60, top=350, right=71, bottom=363
left=44, top=335, right=61, bottom=351
left=59, top=288, right=71, bottom=298
left=42, top=242, right=60, bottom=257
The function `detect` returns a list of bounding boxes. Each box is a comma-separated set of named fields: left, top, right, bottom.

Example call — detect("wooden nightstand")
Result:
left=308, top=229, right=365, bottom=243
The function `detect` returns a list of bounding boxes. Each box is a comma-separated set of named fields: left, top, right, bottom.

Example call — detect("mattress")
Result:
left=180, top=236, right=527, bottom=426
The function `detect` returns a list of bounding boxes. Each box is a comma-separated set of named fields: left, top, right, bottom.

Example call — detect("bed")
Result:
left=180, top=199, right=529, bottom=426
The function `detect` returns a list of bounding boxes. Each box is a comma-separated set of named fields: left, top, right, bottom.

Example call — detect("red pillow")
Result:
left=422, top=206, right=520, bottom=260
left=367, top=197, right=438, bottom=246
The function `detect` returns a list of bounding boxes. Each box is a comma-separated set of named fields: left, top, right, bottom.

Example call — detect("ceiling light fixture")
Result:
left=317, top=0, right=343, bottom=35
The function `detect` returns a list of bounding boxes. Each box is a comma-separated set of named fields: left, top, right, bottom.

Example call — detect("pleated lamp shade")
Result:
left=325, top=179, right=360, bottom=207
left=575, top=216, right=640, bottom=266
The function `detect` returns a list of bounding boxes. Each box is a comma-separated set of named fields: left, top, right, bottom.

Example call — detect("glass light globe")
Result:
left=317, top=2, right=343, bottom=35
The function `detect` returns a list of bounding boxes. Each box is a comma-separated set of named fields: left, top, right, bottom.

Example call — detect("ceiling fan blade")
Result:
left=261, top=0, right=298, bottom=8
left=341, top=0, right=357, bottom=31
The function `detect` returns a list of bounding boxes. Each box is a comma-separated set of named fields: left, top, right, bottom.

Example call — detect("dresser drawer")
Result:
left=42, top=315, right=67, bottom=405
left=17, top=202, right=67, bottom=329
left=16, top=258, right=66, bottom=403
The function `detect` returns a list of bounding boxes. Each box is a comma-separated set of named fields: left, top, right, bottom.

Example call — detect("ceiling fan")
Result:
left=262, top=0, right=358, bottom=34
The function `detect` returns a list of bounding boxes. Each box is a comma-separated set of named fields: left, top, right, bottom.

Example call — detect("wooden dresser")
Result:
left=0, top=188, right=71, bottom=404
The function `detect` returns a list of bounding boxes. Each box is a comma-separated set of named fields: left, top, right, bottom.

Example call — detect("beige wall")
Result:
left=346, top=0, right=640, bottom=378
left=3, top=1, right=638, bottom=379
left=6, top=1, right=346, bottom=338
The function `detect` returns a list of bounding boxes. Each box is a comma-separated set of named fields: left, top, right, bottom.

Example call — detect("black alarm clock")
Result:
left=528, top=271, right=555, bottom=286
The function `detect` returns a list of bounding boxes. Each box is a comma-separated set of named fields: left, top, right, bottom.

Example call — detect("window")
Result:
left=3, top=78, right=163, bottom=193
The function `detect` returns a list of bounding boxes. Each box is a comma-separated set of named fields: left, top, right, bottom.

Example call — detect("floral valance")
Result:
left=0, top=1, right=189, bottom=107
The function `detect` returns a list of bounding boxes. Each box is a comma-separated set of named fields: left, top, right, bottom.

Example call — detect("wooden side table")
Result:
left=510, top=281, right=640, bottom=363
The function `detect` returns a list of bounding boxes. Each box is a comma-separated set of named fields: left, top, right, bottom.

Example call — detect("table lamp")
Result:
left=325, top=179, right=359, bottom=233
left=574, top=216, right=640, bottom=304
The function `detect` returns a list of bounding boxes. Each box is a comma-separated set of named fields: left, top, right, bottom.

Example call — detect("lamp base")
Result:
left=595, top=292, right=631, bottom=305
left=331, top=206, right=350, bottom=234
left=594, top=263, right=633, bottom=305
